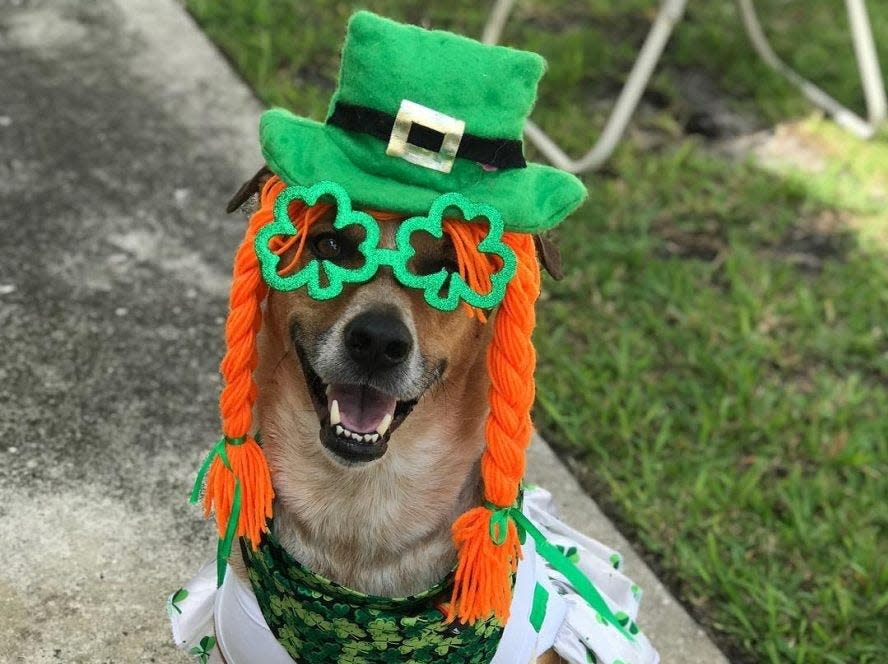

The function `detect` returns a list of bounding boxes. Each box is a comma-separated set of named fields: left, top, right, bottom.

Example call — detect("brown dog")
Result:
left=221, top=179, right=564, bottom=663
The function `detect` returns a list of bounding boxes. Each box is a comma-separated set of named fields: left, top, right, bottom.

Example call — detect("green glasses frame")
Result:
left=254, top=181, right=517, bottom=312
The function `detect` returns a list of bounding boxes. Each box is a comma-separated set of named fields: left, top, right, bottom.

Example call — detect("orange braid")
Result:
left=449, top=232, right=540, bottom=624
left=203, top=176, right=321, bottom=549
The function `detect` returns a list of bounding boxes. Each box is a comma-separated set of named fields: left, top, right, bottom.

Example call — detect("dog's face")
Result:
left=261, top=209, right=491, bottom=467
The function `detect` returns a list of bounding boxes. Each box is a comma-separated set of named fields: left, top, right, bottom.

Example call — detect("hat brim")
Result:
left=260, top=109, right=586, bottom=233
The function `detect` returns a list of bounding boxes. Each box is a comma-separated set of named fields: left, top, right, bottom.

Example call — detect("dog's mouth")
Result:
left=295, top=347, right=418, bottom=464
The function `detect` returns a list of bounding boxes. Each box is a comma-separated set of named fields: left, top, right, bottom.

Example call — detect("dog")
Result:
left=171, top=13, right=658, bottom=664
left=224, top=172, right=563, bottom=663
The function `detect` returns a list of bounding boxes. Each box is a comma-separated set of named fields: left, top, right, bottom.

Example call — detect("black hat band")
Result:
left=328, top=100, right=527, bottom=171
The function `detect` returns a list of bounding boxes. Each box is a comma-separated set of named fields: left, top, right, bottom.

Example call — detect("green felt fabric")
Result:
left=259, top=11, right=587, bottom=233
left=332, top=11, right=543, bottom=140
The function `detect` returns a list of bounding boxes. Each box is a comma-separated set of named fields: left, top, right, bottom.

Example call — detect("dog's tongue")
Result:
left=328, top=384, right=397, bottom=433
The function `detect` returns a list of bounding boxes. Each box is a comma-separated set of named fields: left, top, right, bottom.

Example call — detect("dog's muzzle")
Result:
left=293, top=309, right=429, bottom=465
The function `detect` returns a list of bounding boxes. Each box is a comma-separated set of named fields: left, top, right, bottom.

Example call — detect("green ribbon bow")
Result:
left=485, top=502, right=636, bottom=642
left=190, top=436, right=245, bottom=587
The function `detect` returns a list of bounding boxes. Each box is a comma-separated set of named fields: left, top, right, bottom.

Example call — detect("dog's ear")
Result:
left=226, top=165, right=274, bottom=213
left=534, top=233, right=564, bottom=280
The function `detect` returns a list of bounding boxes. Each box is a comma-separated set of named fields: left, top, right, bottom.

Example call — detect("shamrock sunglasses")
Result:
left=253, top=181, right=517, bottom=312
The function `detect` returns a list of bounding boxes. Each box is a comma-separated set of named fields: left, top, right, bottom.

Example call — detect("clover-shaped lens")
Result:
left=390, top=193, right=517, bottom=312
left=254, top=181, right=381, bottom=299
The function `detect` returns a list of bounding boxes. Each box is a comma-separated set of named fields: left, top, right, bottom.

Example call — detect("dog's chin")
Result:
left=294, top=346, right=421, bottom=467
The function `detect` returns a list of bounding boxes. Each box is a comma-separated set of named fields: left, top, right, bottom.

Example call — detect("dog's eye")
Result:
left=310, top=232, right=357, bottom=262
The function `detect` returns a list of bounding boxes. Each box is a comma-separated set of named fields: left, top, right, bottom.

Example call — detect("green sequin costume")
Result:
left=240, top=533, right=504, bottom=663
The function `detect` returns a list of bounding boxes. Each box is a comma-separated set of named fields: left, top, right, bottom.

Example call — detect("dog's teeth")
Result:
left=325, top=385, right=332, bottom=399
left=376, top=413, right=393, bottom=436
left=352, top=432, right=363, bottom=441
left=335, top=425, right=344, bottom=436
left=329, top=399, right=341, bottom=426
left=363, top=433, right=374, bottom=442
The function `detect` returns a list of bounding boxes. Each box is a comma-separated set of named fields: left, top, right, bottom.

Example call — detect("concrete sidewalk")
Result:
left=0, top=1, right=727, bottom=661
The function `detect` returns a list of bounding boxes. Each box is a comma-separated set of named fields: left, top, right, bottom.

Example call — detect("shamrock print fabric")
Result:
left=241, top=532, right=505, bottom=663
left=521, top=488, right=660, bottom=664
left=189, top=635, right=216, bottom=664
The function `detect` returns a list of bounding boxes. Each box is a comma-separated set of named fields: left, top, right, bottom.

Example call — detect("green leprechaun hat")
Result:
left=259, top=11, right=586, bottom=232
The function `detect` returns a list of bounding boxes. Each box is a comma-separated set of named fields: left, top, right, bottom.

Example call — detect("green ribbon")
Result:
left=188, top=436, right=247, bottom=587
left=216, top=479, right=242, bottom=587
left=485, top=503, right=635, bottom=642
left=488, top=506, right=511, bottom=545
left=189, top=436, right=245, bottom=504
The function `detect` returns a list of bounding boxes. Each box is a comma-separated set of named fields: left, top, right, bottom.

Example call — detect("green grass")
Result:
left=184, top=1, right=888, bottom=661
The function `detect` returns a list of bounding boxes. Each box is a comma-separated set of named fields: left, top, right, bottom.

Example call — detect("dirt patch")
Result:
left=651, top=217, right=727, bottom=261
left=677, top=69, right=764, bottom=139
left=654, top=227, right=726, bottom=261
left=769, top=209, right=855, bottom=272
left=719, top=121, right=831, bottom=171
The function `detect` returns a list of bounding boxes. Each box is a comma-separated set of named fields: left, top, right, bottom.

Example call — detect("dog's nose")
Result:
left=344, top=310, right=413, bottom=371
